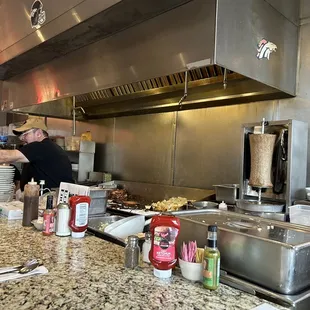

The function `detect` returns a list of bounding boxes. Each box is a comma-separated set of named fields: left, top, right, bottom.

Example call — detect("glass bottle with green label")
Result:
left=203, top=225, right=220, bottom=290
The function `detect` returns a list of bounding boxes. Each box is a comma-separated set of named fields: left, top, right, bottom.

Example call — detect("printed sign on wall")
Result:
left=256, top=39, right=277, bottom=60
left=30, top=0, right=46, bottom=29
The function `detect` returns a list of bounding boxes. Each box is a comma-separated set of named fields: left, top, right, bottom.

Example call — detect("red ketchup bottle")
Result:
left=149, top=213, right=181, bottom=278
left=69, top=195, right=91, bottom=238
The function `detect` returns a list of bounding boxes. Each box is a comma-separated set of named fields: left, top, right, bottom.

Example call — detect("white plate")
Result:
left=0, top=189, right=14, bottom=193
left=0, top=186, right=14, bottom=189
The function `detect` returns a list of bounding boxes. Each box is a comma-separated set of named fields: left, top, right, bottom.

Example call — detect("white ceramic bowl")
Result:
left=178, top=258, right=203, bottom=281
left=31, top=219, right=44, bottom=231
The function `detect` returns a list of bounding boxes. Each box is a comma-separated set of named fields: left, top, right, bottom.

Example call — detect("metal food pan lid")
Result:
left=175, top=209, right=310, bottom=249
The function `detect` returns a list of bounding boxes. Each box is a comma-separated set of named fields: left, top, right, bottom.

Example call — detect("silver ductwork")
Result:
left=0, top=0, right=299, bottom=119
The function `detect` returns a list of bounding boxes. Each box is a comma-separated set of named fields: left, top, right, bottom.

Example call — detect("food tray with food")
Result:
left=151, top=197, right=188, bottom=212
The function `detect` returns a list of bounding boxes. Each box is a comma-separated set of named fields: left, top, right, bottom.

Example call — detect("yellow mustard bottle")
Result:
left=203, top=225, right=220, bottom=290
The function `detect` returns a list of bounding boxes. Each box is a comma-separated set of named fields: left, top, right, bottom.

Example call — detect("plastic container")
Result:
left=65, top=136, right=80, bottom=151
left=69, top=195, right=91, bottom=238
left=149, top=214, right=180, bottom=278
left=22, top=178, right=40, bottom=226
left=289, top=205, right=310, bottom=226
left=104, top=215, right=145, bottom=239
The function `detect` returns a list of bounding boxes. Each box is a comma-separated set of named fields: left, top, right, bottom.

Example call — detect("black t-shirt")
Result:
left=19, top=138, right=74, bottom=191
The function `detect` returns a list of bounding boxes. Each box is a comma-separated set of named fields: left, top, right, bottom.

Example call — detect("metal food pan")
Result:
left=175, top=209, right=310, bottom=295
left=88, top=215, right=124, bottom=233
left=235, top=199, right=284, bottom=213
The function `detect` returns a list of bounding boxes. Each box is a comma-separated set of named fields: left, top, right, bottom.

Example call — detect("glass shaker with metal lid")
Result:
left=142, top=231, right=152, bottom=263
left=56, top=202, right=71, bottom=236
left=124, top=235, right=140, bottom=269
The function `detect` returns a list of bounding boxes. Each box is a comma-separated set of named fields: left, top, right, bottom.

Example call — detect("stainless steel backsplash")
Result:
left=89, top=2, right=310, bottom=189
left=45, top=1, right=310, bottom=190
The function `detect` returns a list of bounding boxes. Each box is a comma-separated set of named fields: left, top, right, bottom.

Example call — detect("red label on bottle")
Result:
left=43, top=213, right=54, bottom=234
left=153, top=226, right=179, bottom=262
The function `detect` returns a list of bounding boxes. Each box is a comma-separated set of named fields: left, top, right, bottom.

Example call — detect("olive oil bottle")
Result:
left=203, top=225, right=220, bottom=290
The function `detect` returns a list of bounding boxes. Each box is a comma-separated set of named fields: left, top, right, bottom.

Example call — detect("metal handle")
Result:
left=178, top=71, right=188, bottom=108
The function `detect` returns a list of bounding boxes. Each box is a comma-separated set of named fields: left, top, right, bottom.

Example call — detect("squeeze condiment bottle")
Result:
left=69, top=195, right=91, bottom=238
left=43, top=195, right=55, bottom=236
left=22, top=178, right=40, bottom=226
left=149, top=214, right=180, bottom=278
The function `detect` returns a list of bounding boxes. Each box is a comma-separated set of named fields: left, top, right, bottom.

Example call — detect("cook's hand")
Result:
left=16, top=189, right=24, bottom=202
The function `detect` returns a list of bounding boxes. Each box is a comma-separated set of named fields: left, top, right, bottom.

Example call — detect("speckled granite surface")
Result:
left=0, top=218, right=288, bottom=310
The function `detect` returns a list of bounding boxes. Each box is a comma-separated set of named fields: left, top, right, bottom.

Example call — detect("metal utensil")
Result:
left=18, top=262, right=41, bottom=274
left=0, top=258, right=41, bottom=275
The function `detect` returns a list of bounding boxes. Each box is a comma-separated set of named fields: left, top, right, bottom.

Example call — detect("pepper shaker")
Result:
left=124, top=235, right=140, bottom=269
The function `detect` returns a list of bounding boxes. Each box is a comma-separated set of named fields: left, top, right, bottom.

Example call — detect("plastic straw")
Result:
left=181, top=241, right=197, bottom=262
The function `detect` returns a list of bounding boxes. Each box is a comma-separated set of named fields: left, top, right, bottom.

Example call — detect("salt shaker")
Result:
left=124, top=235, right=140, bottom=269
left=142, top=231, right=151, bottom=263
left=56, top=202, right=71, bottom=236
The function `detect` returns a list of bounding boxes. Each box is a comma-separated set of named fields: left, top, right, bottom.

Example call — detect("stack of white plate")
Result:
left=0, top=166, right=15, bottom=202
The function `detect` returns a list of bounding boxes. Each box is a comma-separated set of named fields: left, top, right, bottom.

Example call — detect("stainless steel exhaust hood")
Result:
left=0, top=0, right=298, bottom=119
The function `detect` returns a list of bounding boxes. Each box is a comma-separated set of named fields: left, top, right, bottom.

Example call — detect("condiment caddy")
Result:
left=138, top=213, right=221, bottom=289
left=38, top=193, right=91, bottom=239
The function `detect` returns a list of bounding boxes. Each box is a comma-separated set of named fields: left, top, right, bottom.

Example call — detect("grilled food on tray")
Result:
left=108, top=189, right=128, bottom=202
left=151, top=197, right=188, bottom=212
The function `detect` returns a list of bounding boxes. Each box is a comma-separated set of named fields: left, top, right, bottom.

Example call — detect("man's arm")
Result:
left=0, top=150, right=29, bottom=163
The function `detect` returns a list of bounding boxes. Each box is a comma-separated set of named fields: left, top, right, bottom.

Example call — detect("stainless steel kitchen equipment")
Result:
left=87, top=215, right=127, bottom=247
left=220, top=271, right=310, bottom=310
left=67, top=140, right=96, bottom=183
left=192, top=201, right=218, bottom=209
left=88, top=187, right=109, bottom=216
left=235, top=199, right=284, bottom=213
left=88, top=215, right=124, bottom=233
left=213, top=184, right=239, bottom=204
left=174, top=209, right=310, bottom=309
left=239, top=119, right=308, bottom=217
left=1, top=0, right=298, bottom=119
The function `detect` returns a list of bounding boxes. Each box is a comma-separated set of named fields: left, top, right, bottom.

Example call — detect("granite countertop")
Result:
left=0, top=218, right=288, bottom=310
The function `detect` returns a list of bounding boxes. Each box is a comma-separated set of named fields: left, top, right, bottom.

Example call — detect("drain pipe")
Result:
left=223, top=68, right=227, bottom=90
left=72, top=96, right=76, bottom=136
left=178, top=70, right=188, bottom=109
left=72, top=96, right=86, bottom=136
